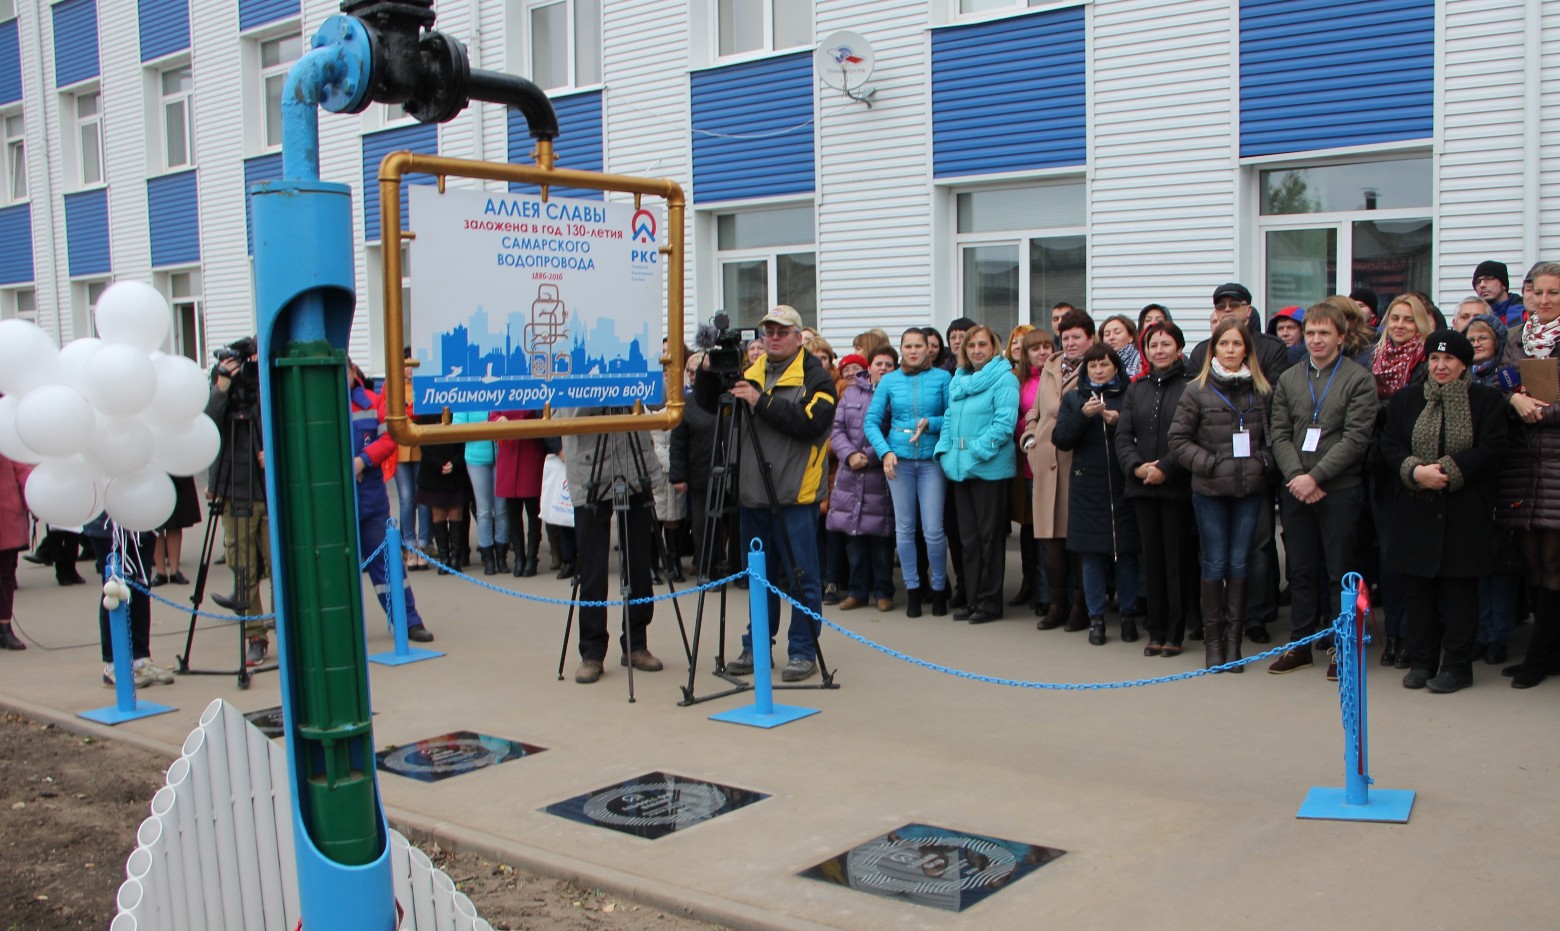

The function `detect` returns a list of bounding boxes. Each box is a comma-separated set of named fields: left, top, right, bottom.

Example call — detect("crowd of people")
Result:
left=4, top=261, right=1559, bottom=697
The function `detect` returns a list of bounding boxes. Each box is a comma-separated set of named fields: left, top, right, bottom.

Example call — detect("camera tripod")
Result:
left=174, top=395, right=277, bottom=689
left=679, top=382, right=837, bottom=707
left=555, top=422, right=692, bottom=703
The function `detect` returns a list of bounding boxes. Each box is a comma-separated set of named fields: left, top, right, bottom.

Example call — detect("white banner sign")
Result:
left=407, top=185, right=664, bottom=413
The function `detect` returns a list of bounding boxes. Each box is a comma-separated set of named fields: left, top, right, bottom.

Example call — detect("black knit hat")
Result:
left=1424, top=329, right=1474, bottom=369
left=1472, top=260, right=1510, bottom=291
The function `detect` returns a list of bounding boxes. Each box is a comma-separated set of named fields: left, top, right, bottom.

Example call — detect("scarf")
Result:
left=1522, top=314, right=1560, bottom=360
left=1400, top=377, right=1474, bottom=494
left=1115, top=343, right=1143, bottom=379
left=1210, top=359, right=1251, bottom=383
left=1372, top=336, right=1423, bottom=400
left=1059, top=354, right=1082, bottom=382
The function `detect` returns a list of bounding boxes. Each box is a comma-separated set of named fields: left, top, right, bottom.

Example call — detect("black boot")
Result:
left=0, top=623, right=24, bottom=650
left=1201, top=578, right=1226, bottom=670
left=513, top=540, right=526, bottom=577
left=494, top=543, right=511, bottom=574
left=1224, top=577, right=1247, bottom=674
left=480, top=545, right=497, bottom=576
left=931, top=587, right=949, bottom=618
left=434, top=521, right=453, bottom=575
left=1512, top=588, right=1560, bottom=689
left=906, top=586, right=924, bottom=619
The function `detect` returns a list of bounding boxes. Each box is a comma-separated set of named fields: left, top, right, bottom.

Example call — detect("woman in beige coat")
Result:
left=1022, top=310, right=1095, bottom=632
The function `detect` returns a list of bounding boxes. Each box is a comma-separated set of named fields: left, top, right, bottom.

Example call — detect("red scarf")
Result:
left=1372, top=336, right=1423, bottom=400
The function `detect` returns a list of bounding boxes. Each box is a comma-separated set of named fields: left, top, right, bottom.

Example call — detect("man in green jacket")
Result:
left=1266, top=303, right=1379, bottom=675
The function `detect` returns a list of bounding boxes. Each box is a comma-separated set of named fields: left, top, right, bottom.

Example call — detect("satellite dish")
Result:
left=815, top=30, right=876, bottom=107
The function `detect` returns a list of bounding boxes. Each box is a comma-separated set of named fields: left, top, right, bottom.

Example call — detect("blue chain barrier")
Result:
left=402, top=538, right=745, bottom=607
left=747, top=574, right=1342, bottom=690
left=123, top=539, right=389, bottom=623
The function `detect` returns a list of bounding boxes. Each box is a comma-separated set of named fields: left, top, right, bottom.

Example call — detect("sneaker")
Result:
left=141, top=661, right=176, bottom=685
left=822, top=583, right=841, bottom=606
left=103, top=664, right=153, bottom=689
left=245, top=638, right=270, bottom=667
left=724, top=650, right=771, bottom=676
left=781, top=657, right=817, bottom=682
left=574, top=659, right=604, bottom=684
left=619, top=650, right=664, bottom=671
left=1267, top=646, right=1314, bottom=674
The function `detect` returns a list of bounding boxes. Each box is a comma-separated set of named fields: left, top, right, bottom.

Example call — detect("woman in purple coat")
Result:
left=828, top=345, right=899, bottom=611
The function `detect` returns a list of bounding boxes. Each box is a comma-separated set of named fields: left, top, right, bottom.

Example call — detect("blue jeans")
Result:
left=1081, top=552, right=1139, bottom=620
left=393, top=461, right=431, bottom=546
left=739, top=504, right=823, bottom=661
left=886, top=458, right=947, bottom=591
left=1478, top=573, right=1519, bottom=647
left=466, top=462, right=508, bottom=548
left=1190, top=493, right=1263, bottom=579
left=846, top=535, right=895, bottom=601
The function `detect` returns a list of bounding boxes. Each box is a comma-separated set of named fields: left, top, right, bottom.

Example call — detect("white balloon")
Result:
left=0, top=395, right=43, bottom=464
left=143, top=354, right=211, bottom=426
left=14, top=385, right=96, bottom=457
left=105, top=465, right=175, bottom=532
left=94, top=281, right=171, bottom=353
left=82, top=343, right=157, bottom=416
left=81, top=416, right=154, bottom=477
left=0, top=319, right=62, bottom=396
left=151, top=414, right=221, bottom=476
left=24, top=455, right=102, bottom=527
left=57, top=337, right=104, bottom=393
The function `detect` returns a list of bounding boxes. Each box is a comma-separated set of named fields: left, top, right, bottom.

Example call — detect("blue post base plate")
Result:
left=710, top=703, right=820, bottom=729
left=79, top=701, right=178, bottom=726
left=368, top=647, right=445, bottom=667
left=1297, top=786, right=1416, bottom=823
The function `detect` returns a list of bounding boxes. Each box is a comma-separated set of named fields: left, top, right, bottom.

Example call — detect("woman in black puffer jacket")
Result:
left=1114, top=322, right=1195, bottom=658
left=1168, top=319, right=1274, bottom=672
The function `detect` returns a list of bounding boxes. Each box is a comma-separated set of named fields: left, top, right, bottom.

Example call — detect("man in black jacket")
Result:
left=204, top=341, right=271, bottom=665
left=1186, top=283, right=1291, bottom=384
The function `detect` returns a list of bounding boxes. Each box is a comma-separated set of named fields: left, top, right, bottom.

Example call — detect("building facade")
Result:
left=0, top=0, right=1556, bottom=369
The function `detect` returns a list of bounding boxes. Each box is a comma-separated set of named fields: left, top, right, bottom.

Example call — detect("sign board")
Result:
left=407, top=185, right=665, bottom=414
left=815, top=30, right=874, bottom=92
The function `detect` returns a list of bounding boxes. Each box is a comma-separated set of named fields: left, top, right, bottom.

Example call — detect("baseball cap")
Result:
left=758, top=306, right=804, bottom=330
left=1212, top=282, right=1252, bottom=305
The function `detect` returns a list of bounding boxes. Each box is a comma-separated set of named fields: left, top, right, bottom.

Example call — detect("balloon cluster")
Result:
left=0, top=282, right=220, bottom=532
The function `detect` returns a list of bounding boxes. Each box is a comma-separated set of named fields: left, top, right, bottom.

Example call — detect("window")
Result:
left=954, top=182, right=1087, bottom=337
left=73, top=91, right=103, bottom=187
left=526, top=0, right=600, bottom=90
left=2, top=112, right=24, bottom=203
left=160, top=269, right=203, bottom=360
left=715, top=204, right=816, bottom=329
left=0, top=287, right=34, bottom=322
left=72, top=278, right=108, bottom=340
left=717, top=0, right=810, bottom=58
left=259, top=33, right=302, bottom=151
left=1257, top=155, right=1432, bottom=311
left=159, top=65, right=193, bottom=170
left=365, top=242, right=412, bottom=375
left=0, top=1, right=15, bottom=21
left=956, top=0, right=1067, bottom=14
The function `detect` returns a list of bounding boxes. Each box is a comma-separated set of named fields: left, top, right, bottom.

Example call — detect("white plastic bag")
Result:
left=540, top=454, right=574, bottom=527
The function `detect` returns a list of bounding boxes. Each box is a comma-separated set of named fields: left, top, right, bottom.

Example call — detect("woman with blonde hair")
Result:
left=1006, top=324, right=1036, bottom=367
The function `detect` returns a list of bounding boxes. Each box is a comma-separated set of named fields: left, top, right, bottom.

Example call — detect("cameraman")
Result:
left=205, top=337, right=271, bottom=665
left=695, top=306, right=837, bottom=682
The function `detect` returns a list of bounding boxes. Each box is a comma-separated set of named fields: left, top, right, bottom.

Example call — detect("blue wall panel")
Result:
left=244, top=152, right=282, bottom=255
left=64, top=188, right=110, bottom=277
left=138, top=0, right=190, bottom=62
left=0, top=203, right=32, bottom=285
left=239, top=0, right=299, bottom=32
left=931, top=7, right=1086, bottom=178
left=1241, top=0, right=1434, bottom=156
left=147, top=170, right=200, bottom=267
left=0, top=19, right=21, bottom=105
left=53, top=0, right=100, bottom=88
left=362, top=123, right=439, bottom=242
left=509, top=89, right=604, bottom=200
left=691, top=52, right=814, bottom=203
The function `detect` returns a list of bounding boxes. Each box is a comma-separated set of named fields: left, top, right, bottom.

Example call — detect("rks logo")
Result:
left=631, top=209, right=656, bottom=244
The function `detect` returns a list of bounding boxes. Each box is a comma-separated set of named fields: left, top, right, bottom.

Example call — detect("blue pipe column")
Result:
left=252, top=16, right=396, bottom=930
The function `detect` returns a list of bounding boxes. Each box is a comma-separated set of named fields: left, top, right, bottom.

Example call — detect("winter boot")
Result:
left=1064, top=593, right=1090, bottom=632
left=480, top=545, right=497, bottom=576
left=930, top=587, right=949, bottom=618
left=1201, top=578, right=1227, bottom=669
left=1223, top=577, right=1248, bottom=674
left=434, top=521, right=454, bottom=576
left=495, top=543, right=511, bottom=574
left=906, top=586, right=924, bottom=619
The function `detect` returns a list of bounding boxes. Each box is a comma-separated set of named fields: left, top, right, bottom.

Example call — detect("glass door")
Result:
left=1263, top=226, right=1338, bottom=312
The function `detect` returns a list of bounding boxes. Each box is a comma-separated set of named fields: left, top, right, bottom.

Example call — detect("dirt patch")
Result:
left=0, top=712, right=721, bottom=931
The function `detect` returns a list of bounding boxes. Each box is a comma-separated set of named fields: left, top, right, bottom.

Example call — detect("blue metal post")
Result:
left=1343, top=580, right=1369, bottom=805
left=710, top=543, right=820, bottom=729
left=79, top=553, right=175, bottom=726
left=369, top=518, right=442, bottom=666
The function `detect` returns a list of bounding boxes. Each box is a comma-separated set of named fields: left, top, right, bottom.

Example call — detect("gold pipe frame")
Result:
left=378, top=146, right=686, bottom=446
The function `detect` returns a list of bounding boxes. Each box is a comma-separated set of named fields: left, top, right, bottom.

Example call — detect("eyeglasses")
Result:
left=1213, top=300, right=1249, bottom=311
left=762, top=326, right=793, bottom=338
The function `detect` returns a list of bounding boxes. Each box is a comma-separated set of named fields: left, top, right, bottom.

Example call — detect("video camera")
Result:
left=213, top=336, right=260, bottom=413
left=702, top=312, right=757, bottom=378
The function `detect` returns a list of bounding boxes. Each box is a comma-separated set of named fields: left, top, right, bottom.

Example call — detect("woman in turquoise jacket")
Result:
left=451, top=411, right=509, bottom=575
left=865, top=328, right=953, bottom=617
left=935, top=325, right=1020, bottom=623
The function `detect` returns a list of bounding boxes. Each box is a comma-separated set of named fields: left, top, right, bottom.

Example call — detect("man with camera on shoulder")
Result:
left=694, top=306, right=837, bottom=682
left=204, top=337, right=272, bottom=666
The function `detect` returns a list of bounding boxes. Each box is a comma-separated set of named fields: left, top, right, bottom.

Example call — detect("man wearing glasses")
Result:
left=1187, top=282, right=1291, bottom=385
left=694, top=306, right=838, bottom=682
left=1472, top=260, right=1524, bottom=327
